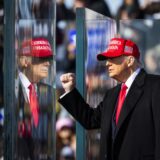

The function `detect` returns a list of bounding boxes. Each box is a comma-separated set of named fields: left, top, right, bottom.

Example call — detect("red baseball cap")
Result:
left=97, top=37, right=140, bottom=61
left=19, top=38, right=53, bottom=58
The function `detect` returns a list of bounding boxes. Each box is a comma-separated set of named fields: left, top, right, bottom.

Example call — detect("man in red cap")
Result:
left=18, top=37, right=53, bottom=83
left=59, top=37, right=160, bottom=160
left=16, top=37, right=54, bottom=159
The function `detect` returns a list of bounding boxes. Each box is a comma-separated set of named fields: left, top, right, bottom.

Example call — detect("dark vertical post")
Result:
left=4, top=0, right=15, bottom=159
left=76, top=8, right=86, bottom=160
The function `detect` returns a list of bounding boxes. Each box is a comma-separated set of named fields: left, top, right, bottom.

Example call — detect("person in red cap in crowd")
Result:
left=59, top=37, right=160, bottom=160
left=16, top=37, right=54, bottom=160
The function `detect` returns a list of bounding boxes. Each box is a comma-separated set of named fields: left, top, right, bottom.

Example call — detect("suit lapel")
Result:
left=116, top=69, right=146, bottom=133
left=105, top=85, right=121, bottom=136
left=101, top=84, right=121, bottom=155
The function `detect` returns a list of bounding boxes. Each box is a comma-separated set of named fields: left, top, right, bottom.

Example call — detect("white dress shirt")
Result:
left=125, top=68, right=141, bottom=95
left=19, top=72, right=31, bottom=103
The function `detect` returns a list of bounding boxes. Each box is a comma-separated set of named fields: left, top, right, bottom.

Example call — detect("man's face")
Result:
left=106, top=56, right=129, bottom=82
left=29, top=58, right=52, bottom=82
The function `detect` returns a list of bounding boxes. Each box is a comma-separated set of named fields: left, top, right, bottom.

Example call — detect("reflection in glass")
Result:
left=16, top=0, right=55, bottom=20
left=14, top=19, right=55, bottom=160
left=2, top=0, right=56, bottom=159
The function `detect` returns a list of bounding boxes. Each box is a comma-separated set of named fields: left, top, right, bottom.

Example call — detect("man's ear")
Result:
left=18, top=56, right=31, bottom=68
left=127, top=56, right=135, bottom=67
left=24, top=57, right=31, bottom=67
left=18, top=56, right=26, bottom=68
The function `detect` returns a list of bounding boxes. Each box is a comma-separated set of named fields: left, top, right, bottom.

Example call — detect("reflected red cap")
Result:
left=97, top=37, right=140, bottom=61
left=19, top=38, right=53, bottom=58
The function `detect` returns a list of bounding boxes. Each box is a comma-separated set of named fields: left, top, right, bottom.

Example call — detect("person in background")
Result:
left=86, top=0, right=111, bottom=17
left=16, top=37, right=54, bottom=160
left=59, top=37, right=160, bottom=160
left=56, top=117, right=75, bottom=160
left=60, top=146, right=75, bottom=160
left=117, top=0, right=144, bottom=19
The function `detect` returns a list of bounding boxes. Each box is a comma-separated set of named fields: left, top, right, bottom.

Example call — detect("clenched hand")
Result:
left=60, top=73, right=76, bottom=92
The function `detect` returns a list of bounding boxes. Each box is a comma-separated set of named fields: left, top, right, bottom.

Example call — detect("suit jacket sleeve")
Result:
left=58, top=88, right=106, bottom=130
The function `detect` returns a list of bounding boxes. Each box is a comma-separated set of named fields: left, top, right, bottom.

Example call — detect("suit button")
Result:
left=104, top=154, right=107, bottom=159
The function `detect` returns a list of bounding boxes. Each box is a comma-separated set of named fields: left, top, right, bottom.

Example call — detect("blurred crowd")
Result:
left=0, top=0, right=160, bottom=160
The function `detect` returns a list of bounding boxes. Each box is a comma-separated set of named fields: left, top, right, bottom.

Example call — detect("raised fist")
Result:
left=60, top=73, right=76, bottom=92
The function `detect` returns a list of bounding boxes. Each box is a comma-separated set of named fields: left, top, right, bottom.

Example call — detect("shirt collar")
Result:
left=19, top=72, right=31, bottom=89
left=125, top=68, right=141, bottom=91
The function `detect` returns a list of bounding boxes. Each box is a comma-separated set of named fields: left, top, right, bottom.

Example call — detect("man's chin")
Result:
left=108, top=74, right=118, bottom=81
left=39, top=74, right=48, bottom=79
left=108, top=73, right=115, bottom=78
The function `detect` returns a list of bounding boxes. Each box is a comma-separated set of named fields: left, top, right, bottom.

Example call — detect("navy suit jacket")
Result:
left=17, top=82, right=54, bottom=138
left=59, top=69, right=160, bottom=160
left=16, top=82, right=54, bottom=159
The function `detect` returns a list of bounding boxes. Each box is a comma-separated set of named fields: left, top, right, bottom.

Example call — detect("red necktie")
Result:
left=115, top=84, right=128, bottom=125
left=28, top=83, right=39, bottom=127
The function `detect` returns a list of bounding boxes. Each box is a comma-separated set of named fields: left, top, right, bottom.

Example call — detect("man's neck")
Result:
left=117, top=67, right=140, bottom=83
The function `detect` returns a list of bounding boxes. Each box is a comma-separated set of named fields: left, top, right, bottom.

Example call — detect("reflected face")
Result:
left=26, top=57, right=53, bottom=82
left=19, top=56, right=53, bottom=83
left=106, top=56, right=129, bottom=82
left=30, top=59, right=51, bottom=82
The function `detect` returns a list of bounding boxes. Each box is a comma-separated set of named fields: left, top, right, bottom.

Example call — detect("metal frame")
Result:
left=76, top=7, right=117, bottom=160
left=4, top=0, right=15, bottom=159
left=76, top=8, right=87, bottom=160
